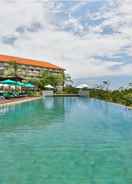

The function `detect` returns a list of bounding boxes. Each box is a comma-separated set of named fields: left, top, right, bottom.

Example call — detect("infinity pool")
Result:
left=0, top=97, right=132, bottom=183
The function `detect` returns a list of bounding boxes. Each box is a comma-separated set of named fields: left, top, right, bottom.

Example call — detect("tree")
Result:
left=95, top=84, right=103, bottom=90
left=102, top=80, right=111, bottom=91
left=4, top=61, right=20, bottom=78
left=128, top=82, right=132, bottom=89
left=31, top=71, right=64, bottom=90
left=64, top=73, right=73, bottom=87
left=119, top=86, right=124, bottom=91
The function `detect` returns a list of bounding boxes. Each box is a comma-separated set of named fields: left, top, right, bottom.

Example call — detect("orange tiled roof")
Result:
left=0, top=54, right=64, bottom=70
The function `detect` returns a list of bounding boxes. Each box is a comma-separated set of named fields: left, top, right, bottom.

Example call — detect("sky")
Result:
left=0, top=0, right=132, bottom=88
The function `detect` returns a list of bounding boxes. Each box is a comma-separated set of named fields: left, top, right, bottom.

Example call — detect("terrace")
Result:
left=0, top=79, right=39, bottom=105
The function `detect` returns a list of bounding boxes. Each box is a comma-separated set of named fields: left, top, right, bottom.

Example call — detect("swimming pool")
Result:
left=0, top=97, right=132, bottom=183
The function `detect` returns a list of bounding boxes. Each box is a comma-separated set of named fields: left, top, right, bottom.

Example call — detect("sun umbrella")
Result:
left=1, top=79, right=17, bottom=85
left=45, top=84, right=54, bottom=89
left=16, top=81, right=25, bottom=87
left=76, top=84, right=89, bottom=89
left=24, top=83, right=35, bottom=88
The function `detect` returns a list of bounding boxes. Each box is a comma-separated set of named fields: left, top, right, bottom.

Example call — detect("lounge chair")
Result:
left=3, top=92, right=14, bottom=99
left=0, top=92, right=5, bottom=100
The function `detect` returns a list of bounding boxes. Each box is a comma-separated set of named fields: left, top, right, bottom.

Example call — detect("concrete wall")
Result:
left=79, top=89, right=89, bottom=97
left=43, top=90, right=54, bottom=96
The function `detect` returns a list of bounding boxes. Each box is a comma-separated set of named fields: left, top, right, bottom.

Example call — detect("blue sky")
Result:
left=0, top=0, right=132, bottom=88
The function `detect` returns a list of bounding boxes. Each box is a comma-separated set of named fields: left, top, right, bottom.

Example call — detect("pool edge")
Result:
left=0, top=97, right=42, bottom=107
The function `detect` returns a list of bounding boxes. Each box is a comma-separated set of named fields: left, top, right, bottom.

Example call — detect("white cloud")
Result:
left=0, top=0, right=132, bottom=79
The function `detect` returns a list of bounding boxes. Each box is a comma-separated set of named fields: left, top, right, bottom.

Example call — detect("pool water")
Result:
left=0, top=97, right=132, bottom=184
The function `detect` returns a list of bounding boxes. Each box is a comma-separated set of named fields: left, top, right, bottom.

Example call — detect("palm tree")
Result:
left=95, top=84, right=103, bottom=90
left=102, top=80, right=111, bottom=91
left=119, top=86, right=124, bottom=91
left=64, top=73, right=73, bottom=87
left=128, top=82, right=132, bottom=89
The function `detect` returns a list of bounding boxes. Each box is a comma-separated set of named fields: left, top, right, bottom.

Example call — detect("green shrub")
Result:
left=64, top=87, right=79, bottom=94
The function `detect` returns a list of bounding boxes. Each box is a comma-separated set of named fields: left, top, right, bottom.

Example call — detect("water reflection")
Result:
left=0, top=97, right=66, bottom=131
left=0, top=97, right=132, bottom=183
left=0, top=105, right=10, bottom=115
left=43, top=97, right=55, bottom=109
left=0, top=97, right=132, bottom=134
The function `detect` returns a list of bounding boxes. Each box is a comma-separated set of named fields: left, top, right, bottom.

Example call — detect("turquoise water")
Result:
left=0, top=97, right=132, bottom=184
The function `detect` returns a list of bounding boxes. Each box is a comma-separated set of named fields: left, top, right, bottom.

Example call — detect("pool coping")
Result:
left=0, top=97, right=42, bottom=107
left=90, top=97, right=132, bottom=110
left=1, top=95, right=132, bottom=110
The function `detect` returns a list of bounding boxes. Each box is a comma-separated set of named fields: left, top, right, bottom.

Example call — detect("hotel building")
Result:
left=0, top=54, right=64, bottom=84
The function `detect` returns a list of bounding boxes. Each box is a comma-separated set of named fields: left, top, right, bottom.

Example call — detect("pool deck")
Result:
left=0, top=96, right=41, bottom=107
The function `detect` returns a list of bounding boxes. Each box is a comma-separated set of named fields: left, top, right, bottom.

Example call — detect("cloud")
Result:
left=0, top=0, right=132, bottom=79
left=16, top=22, right=43, bottom=34
left=1, top=35, right=17, bottom=45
